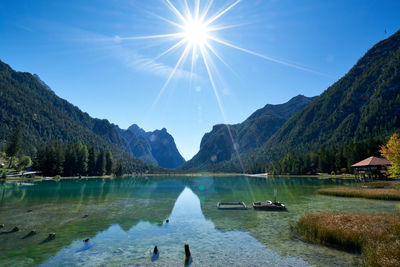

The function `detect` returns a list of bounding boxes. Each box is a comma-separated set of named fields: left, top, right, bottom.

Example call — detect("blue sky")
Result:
left=1, top=0, right=399, bottom=160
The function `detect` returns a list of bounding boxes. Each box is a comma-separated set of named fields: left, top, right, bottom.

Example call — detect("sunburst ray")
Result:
left=154, top=38, right=187, bottom=60
left=205, top=0, right=241, bottom=26
left=118, top=33, right=184, bottom=41
left=165, top=0, right=187, bottom=24
left=199, top=45, right=245, bottom=172
left=116, top=0, right=326, bottom=168
left=208, top=36, right=328, bottom=76
left=151, top=43, right=191, bottom=109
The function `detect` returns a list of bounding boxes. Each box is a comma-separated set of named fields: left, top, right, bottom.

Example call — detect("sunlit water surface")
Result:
left=0, top=176, right=399, bottom=266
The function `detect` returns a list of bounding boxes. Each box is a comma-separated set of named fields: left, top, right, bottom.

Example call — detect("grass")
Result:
left=361, top=181, right=400, bottom=190
left=317, top=187, right=400, bottom=200
left=292, top=212, right=400, bottom=267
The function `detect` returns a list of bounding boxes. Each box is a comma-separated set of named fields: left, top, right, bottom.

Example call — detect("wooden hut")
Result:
left=352, top=156, right=391, bottom=179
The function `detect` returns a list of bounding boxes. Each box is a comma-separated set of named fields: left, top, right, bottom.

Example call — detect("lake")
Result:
left=0, top=176, right=399, bottom=266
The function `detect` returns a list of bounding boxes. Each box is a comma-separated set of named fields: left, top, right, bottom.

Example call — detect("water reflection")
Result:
left=0, top=176, right=397, bottom=266
left=40, top=187, right=309, bottom=266
left=0, top=176, right=351, bottom=204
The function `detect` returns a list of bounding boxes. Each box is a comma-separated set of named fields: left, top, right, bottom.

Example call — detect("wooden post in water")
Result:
left=47, top=233, right=56, bottom=240
left=184, top=243, right=191, bottom=258
left=184, top=243, right=191, bottom=265
left=28, top=230, right=36, bottom=236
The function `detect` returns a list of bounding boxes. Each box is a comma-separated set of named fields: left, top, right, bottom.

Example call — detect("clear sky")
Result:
left=0, top=0, right=399, bottom=160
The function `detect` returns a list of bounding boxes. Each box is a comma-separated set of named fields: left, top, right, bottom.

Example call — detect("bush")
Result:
left=17, top=155, right=32, bottom=171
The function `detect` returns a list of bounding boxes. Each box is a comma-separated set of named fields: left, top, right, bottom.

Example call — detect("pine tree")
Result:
left=53, top=142, right=65, bottom=176
left=87, top=146, right=97, bottom=176
left=63, top=142, right=77, bottom=176
left=37, top=141, right=64, bottom=176
left=5, top=125, right=22, bottom=168
left=96, top=149, right=106, bottom=176
left=76, top=143, right=88, bottom=175
left=105, top=151, right=113, bottom=175
left=115, top=161, right=123, bottom=177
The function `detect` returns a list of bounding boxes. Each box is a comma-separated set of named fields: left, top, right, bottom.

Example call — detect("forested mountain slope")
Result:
left=264, top=29, right=400, bottom=157
left=0, top=60, right=159, bottom=173
left=184, top=30, right=400, bottom=173
left=240, top=30, right=400, bottom=174
left=180, top=95, right=315, bottom=170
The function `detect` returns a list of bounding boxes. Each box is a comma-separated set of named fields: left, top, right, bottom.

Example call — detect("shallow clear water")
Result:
left=0, top=176, right=399, bottom=266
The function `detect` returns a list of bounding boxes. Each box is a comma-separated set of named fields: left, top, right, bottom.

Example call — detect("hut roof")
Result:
left=352, top=156, right=391, bottom=167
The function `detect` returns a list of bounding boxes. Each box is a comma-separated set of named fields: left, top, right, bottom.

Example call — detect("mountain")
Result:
left=180, top=95, right=315, bottom=171
left=0, top=60, right=160, bottom=173
left=261, top=30, right=400, bottom=159
left=182, top=30, right=400, bottom=173
left=118, top=124, right=185, bottom=169
left=231, top=30, right=400, bottom=174
left=117, top=125, right=156, bottom=166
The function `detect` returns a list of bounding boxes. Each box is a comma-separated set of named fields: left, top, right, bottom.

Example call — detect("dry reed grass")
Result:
left=361, top=181, right=400, bottom=190
left=317, top=187, right=400, bottom=200
left=293, top=212, right=400, bottom=267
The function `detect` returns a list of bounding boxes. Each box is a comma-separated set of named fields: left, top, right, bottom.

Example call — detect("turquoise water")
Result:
left=0, top=176, right=399, bottom=266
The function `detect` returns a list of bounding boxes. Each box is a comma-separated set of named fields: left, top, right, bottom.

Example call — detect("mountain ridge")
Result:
left=233, top=29, right=400, bottom=174
left=181, top=30, right=400, bottom=173
left=263, top=29, right=400, bottom=157
left=118, top=124, right=185, bottom=169
left=0, top=60, right=161, bottom=173
left=180, top=94, right=315, bottom=171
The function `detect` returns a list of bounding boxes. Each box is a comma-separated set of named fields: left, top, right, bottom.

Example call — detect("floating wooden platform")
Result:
left=217, top=202, right=247, bottom=210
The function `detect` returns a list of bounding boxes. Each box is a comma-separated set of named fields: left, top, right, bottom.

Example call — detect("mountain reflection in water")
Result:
left=1, top=176, right=397, bottom=266
left=40, top=187, right=309, bottom=266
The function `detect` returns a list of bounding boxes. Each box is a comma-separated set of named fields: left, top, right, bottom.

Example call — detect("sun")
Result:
left=183, top=19, right=209, bottom=46
left=113, top=0, right=323, bottom=172
left=116, top=0, right=323, bottom=105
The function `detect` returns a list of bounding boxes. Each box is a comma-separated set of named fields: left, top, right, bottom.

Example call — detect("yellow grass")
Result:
left=293, top=212, right=400, bottom=267
left=361, top=181, right=400, bottom=190
left=317, top=187, right=400, bottom=200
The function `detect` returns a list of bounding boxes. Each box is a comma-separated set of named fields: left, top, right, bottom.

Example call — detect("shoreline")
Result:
left=246, top=173, right=357, bottom=179
left=0, top=172, right=361, bottom=182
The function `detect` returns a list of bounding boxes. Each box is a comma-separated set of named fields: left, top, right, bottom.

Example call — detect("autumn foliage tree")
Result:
left=380, top=133, right=400, bottom=178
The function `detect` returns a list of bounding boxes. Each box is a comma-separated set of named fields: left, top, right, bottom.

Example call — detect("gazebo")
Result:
left=352, top=156, right=391, bottom=179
